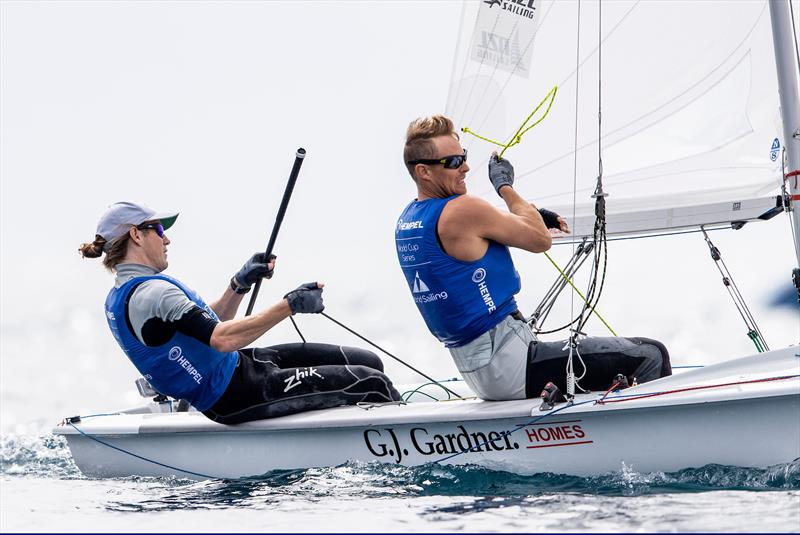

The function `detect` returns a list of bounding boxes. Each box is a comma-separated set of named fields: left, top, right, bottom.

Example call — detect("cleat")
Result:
left=539, top=381, right=565, bottom=411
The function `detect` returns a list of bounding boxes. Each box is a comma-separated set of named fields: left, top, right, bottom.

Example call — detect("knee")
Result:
left=341, top=347, right=384, bottom=371
left=347, top=365, right=401, bottom=401
left=630, top=337, right=671, bottom=378
left=349, top=364, right=387, bottom=379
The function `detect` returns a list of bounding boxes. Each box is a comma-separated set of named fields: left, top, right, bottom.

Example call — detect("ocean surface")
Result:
left=2, top=298, right=800, bottom=532
left=2, top=231, right=799, bottom=532
left=1, top=431, right=799, bottom=533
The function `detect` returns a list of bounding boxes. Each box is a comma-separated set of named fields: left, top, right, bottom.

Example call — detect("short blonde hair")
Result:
left=403, top=115, right=459, bottom=180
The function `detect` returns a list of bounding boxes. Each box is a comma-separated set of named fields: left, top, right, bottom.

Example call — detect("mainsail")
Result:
left=446, top=0, right=790, bottom=239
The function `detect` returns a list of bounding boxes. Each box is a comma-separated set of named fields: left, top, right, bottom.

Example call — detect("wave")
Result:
left=98, top=460, right=800, bottom=513
left=0, top=434, right=81, bottom=479
left=2, top=433, right=797, bottom=514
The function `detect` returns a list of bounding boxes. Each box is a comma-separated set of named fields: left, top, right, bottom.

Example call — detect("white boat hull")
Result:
left=55, top=347, right=800, bottom=479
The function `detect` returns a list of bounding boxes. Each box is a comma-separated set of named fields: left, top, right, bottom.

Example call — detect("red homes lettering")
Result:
left=524, top=421, right=593, bottom=449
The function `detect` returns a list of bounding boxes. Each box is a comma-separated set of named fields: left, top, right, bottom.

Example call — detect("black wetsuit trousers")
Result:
left=204, top=343, right=401, bottom=425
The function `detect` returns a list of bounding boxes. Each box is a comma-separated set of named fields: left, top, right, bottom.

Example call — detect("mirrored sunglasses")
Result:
left=136, top=222, right=165, bottom=238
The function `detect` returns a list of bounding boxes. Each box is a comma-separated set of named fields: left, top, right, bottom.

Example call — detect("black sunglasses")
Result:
left=406, top=150, right=467, bottom=170
left=136, top=222, right=165, bottom=238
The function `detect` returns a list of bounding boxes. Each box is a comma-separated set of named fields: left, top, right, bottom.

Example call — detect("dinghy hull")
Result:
left=54, top=348, right=800, bottom=479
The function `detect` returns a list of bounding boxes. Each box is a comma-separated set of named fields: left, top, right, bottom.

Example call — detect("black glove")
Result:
left=232, top=253, right=276, bottom=293
left=539, top=208, right=562, bottom=230
left=284, top=282, right=324, bottom=314
left=488, top=154, right=514, bottom=195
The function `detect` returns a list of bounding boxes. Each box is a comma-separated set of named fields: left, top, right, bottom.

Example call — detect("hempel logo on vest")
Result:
left=472, top=268, right=496, bottom=313
left=397, top=219, right=424, bottom=231
left=167, top=346, right=203, bottom=385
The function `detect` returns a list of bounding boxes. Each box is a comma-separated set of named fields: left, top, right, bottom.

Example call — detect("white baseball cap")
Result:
left=96, top=201, right=179, bottom=251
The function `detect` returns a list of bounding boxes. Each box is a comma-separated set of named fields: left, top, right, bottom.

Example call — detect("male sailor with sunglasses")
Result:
left=80, top=201, right=400, bottom=424
left=396, top=115, right=669, bottom=401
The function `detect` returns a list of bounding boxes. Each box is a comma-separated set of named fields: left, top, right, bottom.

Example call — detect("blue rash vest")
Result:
left=104, top=274, right=237, bottom=411
left=395, top=195, right=521, bottom=347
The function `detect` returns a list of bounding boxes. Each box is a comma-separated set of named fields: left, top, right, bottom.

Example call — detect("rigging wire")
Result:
left=569, top=0, right=581, bottom=336
left=578, top=0, right=610, bottom=335
left=319, top=312, right=465, bottom=400
left=548, top=0, right=613, bottom=341
left=575, top=0, right=610, bottom=340
left=594, top=374, right=798, bottom=405
left=283, top=311, right=463, bottom=399
left=66, top=422, right=215, bottom=479
left=563, top=0, right=611, bottom=397
left=789, top=0, right=800, bottom=75
left=700, top=226, right=770, bottom=352
left=530, top=239, right=591, bottom=330
left=533, top=248, right=617, bottom=336
left=563, top=0, right=585, bottom=398
left=534, top=0, right=612, bottom=398
left=783, top=148, right=800, bottom=271
left=569, top=0, right=584, bottom=326
left=289, top=317, right=306, bottom=343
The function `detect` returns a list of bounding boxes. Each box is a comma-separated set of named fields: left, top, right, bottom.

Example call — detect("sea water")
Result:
left=2, top=298, right=799, bottom=532
left=1, top=432, right=799, bottom=532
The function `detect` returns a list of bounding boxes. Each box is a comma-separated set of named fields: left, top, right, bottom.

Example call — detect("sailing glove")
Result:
left=285, top=282, right=325, bottom=314
left=539, top=208, right=562, bottom=230
left=232, top=253, right=276, bottom=293
left=488, top=154, right=514, bottom=195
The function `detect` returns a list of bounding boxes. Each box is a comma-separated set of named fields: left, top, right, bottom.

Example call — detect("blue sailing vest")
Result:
left=104, top=274, right=237, bottom=411
left=395, top=196, right=520, bottom=347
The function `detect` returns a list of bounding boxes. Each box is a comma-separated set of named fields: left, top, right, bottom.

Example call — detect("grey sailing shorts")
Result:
left=448, top=314, right=536, bottom=401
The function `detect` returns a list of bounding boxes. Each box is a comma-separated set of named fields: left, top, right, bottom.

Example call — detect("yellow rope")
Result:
left=461, top=85, right=615, bottom=336
left=461, top=85, right=558, bottom=158
left=543, top=251, right=618, bottom=336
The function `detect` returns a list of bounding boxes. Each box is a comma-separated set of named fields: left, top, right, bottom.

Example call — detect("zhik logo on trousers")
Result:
left=284, top=367, right=324, bottom=392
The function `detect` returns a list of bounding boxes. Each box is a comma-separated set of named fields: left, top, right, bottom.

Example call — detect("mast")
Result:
left=768, top=0, right=800, bottom=297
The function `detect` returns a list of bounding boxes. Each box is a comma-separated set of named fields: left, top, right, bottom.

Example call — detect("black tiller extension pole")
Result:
left=245, top=148, right=306, bottom=316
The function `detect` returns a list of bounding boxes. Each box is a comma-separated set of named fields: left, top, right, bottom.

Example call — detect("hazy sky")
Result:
left=1, top=1, right=797, bottom=428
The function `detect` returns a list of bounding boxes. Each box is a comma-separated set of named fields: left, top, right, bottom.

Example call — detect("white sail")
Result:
left=446, top=0, right=789, bottom=238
